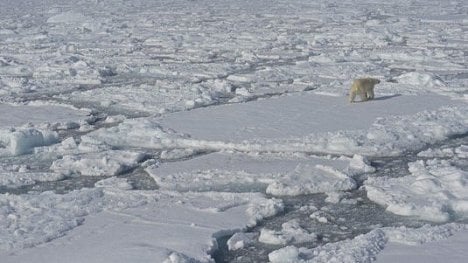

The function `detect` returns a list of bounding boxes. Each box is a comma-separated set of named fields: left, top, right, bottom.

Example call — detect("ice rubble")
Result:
left=366, top=159, right=468, bottom=222
left=0, top=178, right=283, bottom=262
left=46, top=12, right=90, bottom=24
left=394, top=72, right=445, bottom=89
left=50, top=150, right=145, bottom=177
left=0, top=171, right=65, bottom=188
left=269, top=229, right=387, bottom=263
left=0, top=103, right=91, bottom=156
left=268, top=223, right=467, bottom=263
left=0, top=0, right=467, bottom=262
left=259, top=219, right=317, bottom=246
left=0, top=128, right=58, bottom=156
left=377, top=227, right=468, bottom=263
left=146, top=152, right=357, bottom=196
left=61, top=80, right=228, bottom=114
left=227, top=232, right=258, bottom=251
left=382, top=223, right=467, bottom=246
left=265, top=164, right=357, bottom=196
left=418, top=144, right=468, bottom=159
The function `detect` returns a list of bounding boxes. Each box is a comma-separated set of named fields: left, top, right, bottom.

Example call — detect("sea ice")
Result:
left=50, top=150, right=145, bottom=176
left=268, top=229, right=386, bottom=263
left=227, top=232, right=258, bottom=251
left=383, top=223, right=466, bottom=245
left=0, top=103, right=91, bottom=156
left=267, top=223, right=467, bottom=263
left=259, top=219, right=317, bottom=246
left=0, top=103, right=90, bottom=129
left=0, top=171, right=65, bottom=188
left=366, top=159, right=468, bottom=222
left=0, top=128, right=58, bottom=156
left=1, top=0, right=467, bottom=262
left=395, top=72, right=445, bottom=89
left=153, top=93, right=467, bottom=156
left=377, top=225, right=468, bottom=263
left=265, top=164, right=357, bottom=196
left=147, top=152, right=355, bottom=196
left=46, top=11, right=90, bottom=24
left=0, top=178, right=283, bottom=262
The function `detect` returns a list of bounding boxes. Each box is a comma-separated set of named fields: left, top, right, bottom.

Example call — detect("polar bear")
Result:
left=349, top=78, right=380, bottom=103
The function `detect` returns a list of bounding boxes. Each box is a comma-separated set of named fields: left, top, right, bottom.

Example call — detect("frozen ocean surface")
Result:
left=0, top=0, right=467, bottom=262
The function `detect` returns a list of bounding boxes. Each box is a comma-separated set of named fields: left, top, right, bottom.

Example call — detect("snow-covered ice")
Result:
left=0, top=103, right=91, bottom=129
left=0, top=128, right=58, bottom=156
left=268, top=224, right=467, bottom=263
left=227, top=232, right=258, bottom=251
left=147, top=152, right=356, bottom=195
left=366, top=159, right=468, bottom=222
left=1, top=0, right=467, bottom=262
left=86, top=92, right=467, bottom=157
left=259, top=219, right=317, bottom=246
left=0, top=103, right=91, bottom=156
left=0, top=171, right=65, bottom=188
left=377, top=227, right=468, bottom=263
left=156, top=93, right=462, bottom=146
left=268, top=229, right=387, bottom=263
left=51, top=150, right=145, bottom=177
left=0, top=177, right=283, bottom=262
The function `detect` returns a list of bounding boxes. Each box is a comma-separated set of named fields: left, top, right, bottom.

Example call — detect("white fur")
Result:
left=349, top=78, right=380, bottom=103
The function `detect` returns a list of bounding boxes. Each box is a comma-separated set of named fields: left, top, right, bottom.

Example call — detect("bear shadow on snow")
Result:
left=373, top=94, right=402, bottom=101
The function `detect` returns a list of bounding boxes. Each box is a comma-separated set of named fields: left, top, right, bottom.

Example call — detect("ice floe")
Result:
left=366, top=159, right=468, bottom=222
left=0, top=128, right=58, bottom=156
left=50, top=150, right=145, bottom=177
left=0, top=0, right=467, bottom=262
left=0, top=103, right=91, bottom=129
left=227, top=232, right=258, bottom=251
left=417, top=144, right=468, bottom=159
left=86, top=92, right=467, bottom=157
left=0, top=103, right=91, bottom=156
left=269, top=229, right=386, bottom=263
left=0, top=171, right=65, bottom=188
left=0, top=178, right=282, bottom=262
left=377, top=224, right=468, bottom=263
left=259, top=219, right=317, bottom=246
left=268, top=223, right=468, bottom=263
left=146, top=152, right=356, bottom=196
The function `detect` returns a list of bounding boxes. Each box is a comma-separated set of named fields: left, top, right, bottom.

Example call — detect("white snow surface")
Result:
left=0, top=178, right=283, bottom=262
left=0, top=103, right=90, bottom=129
left=0, top=128, right=59, bottom=156
left=87, top=93, right=467, bottom=157
left=1, top=0, right=467, bottom=262
left=259, top=219, right=317, bottom=246
left=46, top=11, right=90, bottom=24
left=50, top=150, right=145, bottom=176
left=269, top=229, right=387, bottom=263
left=418, top=144, right=468, bottom=159
left=366, top=159, right=468, bottom=222
left=227, top=232, right=258, bottom=251
left=147, top=152, right=357, bottom=196
left=0, top=171, right=65, bottom=188
left=377, top=227, right=468, bottom=263
left=156, top=93, right=453, bottom=141
left=268, top=223, right=467, bottom=263
left=0, top=103, right=90, bottom=156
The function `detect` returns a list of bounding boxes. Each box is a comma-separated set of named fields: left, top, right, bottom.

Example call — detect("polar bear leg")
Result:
left=349, top=90, right=357, bottom=102
left=359, top=91, right=368, bottom=101
left=367, top=88, right=374, bottom=100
